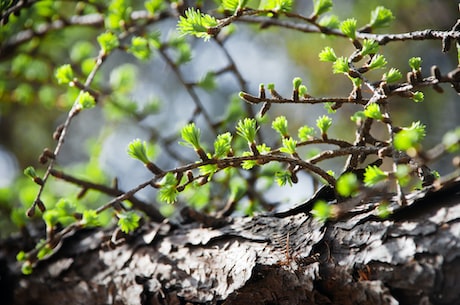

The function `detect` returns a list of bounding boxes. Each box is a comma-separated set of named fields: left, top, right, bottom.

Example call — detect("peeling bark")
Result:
left=3, top=179, right=460, bottom=305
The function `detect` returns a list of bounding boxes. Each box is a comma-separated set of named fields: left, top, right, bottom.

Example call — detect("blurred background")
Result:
left=0, top=0, right=459, bottom=237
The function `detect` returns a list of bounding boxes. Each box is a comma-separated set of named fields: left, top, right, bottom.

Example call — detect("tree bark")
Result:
left=3, top=178, right=460, bottom=305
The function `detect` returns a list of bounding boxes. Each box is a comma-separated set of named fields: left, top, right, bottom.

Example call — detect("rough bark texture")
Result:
left=2, top=178, right=460, bottom=305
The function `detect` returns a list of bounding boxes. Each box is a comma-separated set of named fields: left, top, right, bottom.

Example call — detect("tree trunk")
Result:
left=3, top=178, right=460, bottom=305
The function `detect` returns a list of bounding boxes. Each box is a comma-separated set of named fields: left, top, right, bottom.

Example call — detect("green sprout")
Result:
left=361, top=39, right=379, bottom=56
left=412, top=91, right=424, bottom=103
left=55, top=64, right=74, bottom=85
left=236, top=118, right=258, bottom=144
left=336, top=172, right=359, bottom=197
left=127, top=139, right=150, bottom=164
left=316, top=115, right=333, bottom=137
left=117, top=211, right=141, bottom=233
left=181, top=123, right=202, bottom=150
left=312, top=200, right=331, bottom=222
left=145, top=0, right=165, bottom=14
left=298, top=125, right=315, bottom=141
left=408, top=57, right=422, bottom=71
left=76, top=91, right=96, bottom=110
left=213, top=132, right=232, bottom=158
left=369, top=6, right=394, bottom=29
left=363, top=165, right=388, bottom=187
left=368, top=54, right=387, bottom=70
left=275, top=171, right=292, bottom=187
left=299, top=85, right=309, bottom=97
left=280, top=137, right=297, bottom=155
left=81, top=209, right=100, bottom=228
left=363, top=103, right=383, bottom=120
left=158, top=172, right=179, bottom=204
left=129, top=36, right=151, bottom=60
left=24, top=166, right=44, bottom=185
left=340, top=18, right=357, bottom=40
left=177, top=8, right=218, bottom=41
left=383, top=68, right=402, bottom=83
left=312, top=0, right=333, bottom=18
left=394, top=121, right=426, bottom=151
left=261, top=0, right=293, bottom=12
left=333, top=57, right=349, bottom=74
left=272, top=116, right=289, bottom=138
left=319, top=47, right=337, bottom=62
left=318, top=14, right=340, bottom=29
left=97, top=31, right=120, bottom=54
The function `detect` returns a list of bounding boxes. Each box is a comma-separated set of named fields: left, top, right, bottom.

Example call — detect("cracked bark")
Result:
left=2, top=178, right=459, bottom=305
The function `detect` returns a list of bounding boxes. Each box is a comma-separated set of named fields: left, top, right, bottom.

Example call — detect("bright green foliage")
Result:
left=221, top=0, right=247, bottom=12
left=55, top=64, right=74, bottom=85
left=145, top=0, right=165, bottom=14
left=364, top=165, right=387, bottom=187
left=292, top=77, right=302, bottom=90
left=236, top=118, right=258, bottom=143
left=280, top=137, right=297, bottom=155
left=369, top=6, right=394, bottom=29
left=21, top=261, right=33, bottom=275
left=213, top=132, right=232, bottom=158
left=299, top=85, right=308, bottom=97
left=272, top=116, right=289, bottom=138
left=199, top=164, right=218, bottom=176
left=298, top=125, right=315, bottom=141
left=312, top=200, right=331, bottom=222
left=81, top=209, right=100, bottom=228
left=408, top=57, right=422, bottom=71
left=394, top=121, right=426, bottom=151
left=23, top=166, right=38, bottom=180
left=319, top=47, right=337, bottom=62
left=361, top=39, right=379, bottom=56
left=158, top=172, right=179, bottom=204
left=340, top=18, right=357, bottom=40
left=332, top=57, right=349, bottom=74
left=129, top=36, right=151, bottom=60
left=316, top=115, right=332, bottom=135
left=97, top=32, right=120, bottom=54
left=260, top=0, right=293, bottom=12
left=127, top=139, right=151, bottom=164
left=275, top=171, right=292, bottom=186
left=76, top=92, right=96, bottom=110
left=412, top=91, right=424, bottom=103
left=336, top=172, right=359, bottom=197
left=368, top=54, right=387, bottom=70
left=442, top=127, right=460, bottom=152
left=106, top=0, right=132, bottom=31
left=363, top=103, right=383, bottom=120
left=43, top=210, right=60, bottom=228
left=383, top=68, right=402, bottom=83
left=318, top=14, right=340, bottom=28
left=117, top=211, right=141, bottom=233
left=181, top=123, right=202, bottom=149
left=177, top=8, right=218, bottom=41
left=313, top=0, right=333, bottom=17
